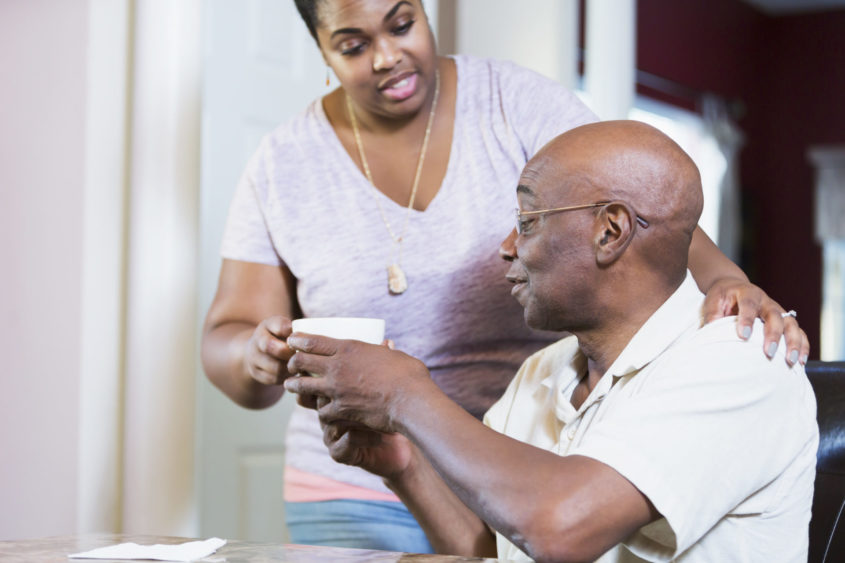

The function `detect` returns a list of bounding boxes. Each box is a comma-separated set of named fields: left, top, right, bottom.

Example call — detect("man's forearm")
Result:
left=283, top=339, right=654, bottom=561
left=385, top=445, right=496, bottom=557
left=395, top=388, right=540, bottom=543
left=393, top=380, right=654, bottom=562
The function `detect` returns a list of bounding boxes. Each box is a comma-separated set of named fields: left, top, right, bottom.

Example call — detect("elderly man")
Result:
left=284, top=121, right=818, bottom=562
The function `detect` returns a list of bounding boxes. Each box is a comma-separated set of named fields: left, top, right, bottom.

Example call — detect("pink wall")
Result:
left=637, top=0, right=845, bottom=357
left=0, top=0, right=87, bottom=538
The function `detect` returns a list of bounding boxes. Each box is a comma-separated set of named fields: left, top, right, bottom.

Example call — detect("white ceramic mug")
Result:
left=290, top=317, right=385, bottom=345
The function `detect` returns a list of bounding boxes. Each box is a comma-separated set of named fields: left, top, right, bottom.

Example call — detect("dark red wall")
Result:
left=637, top=0, right=845, bottom=357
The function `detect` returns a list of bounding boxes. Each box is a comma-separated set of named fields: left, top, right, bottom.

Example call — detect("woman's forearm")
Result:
left=687, top=226, right=747, bottom=292
left=201, top=259, right=297, bottom=409
left=201, top=321, right=284, bottom=409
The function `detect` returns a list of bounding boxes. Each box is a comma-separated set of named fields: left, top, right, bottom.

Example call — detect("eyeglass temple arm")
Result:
left=519, top=202, right=649, bottom=228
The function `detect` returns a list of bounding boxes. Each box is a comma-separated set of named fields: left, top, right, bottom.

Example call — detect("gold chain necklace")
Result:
left=346, top=69, right=440, bottom=295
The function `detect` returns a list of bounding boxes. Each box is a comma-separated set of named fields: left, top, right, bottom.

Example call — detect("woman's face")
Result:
left=315, top=0, right=438, bottom=120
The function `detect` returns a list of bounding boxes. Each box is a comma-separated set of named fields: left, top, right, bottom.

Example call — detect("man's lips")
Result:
left=506, top=274, right=528, bottom=296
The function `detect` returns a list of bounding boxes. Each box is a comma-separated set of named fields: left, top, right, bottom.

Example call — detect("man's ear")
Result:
left=594, top=202, right=637, bottom=266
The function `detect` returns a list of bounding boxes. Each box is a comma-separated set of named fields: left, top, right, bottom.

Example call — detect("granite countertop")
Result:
left=0, top=534, right=497, bottom=562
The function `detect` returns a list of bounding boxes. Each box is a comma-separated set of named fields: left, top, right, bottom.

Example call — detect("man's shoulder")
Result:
left=668, top=316, right=797, bottom=375
left=652, top=316, right=815, bottom=412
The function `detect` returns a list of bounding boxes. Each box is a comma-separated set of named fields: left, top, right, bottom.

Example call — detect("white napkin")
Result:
left=68, top=537, right=226, bottom=561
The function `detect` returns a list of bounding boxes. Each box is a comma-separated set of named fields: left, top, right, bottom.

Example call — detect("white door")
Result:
left=197, top=0, right=439, bottom=542
left=196, top=0, right=327, bottom=542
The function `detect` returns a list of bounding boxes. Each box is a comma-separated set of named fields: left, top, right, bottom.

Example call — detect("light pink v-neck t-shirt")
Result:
left=221, top=55, right=597, bottom=497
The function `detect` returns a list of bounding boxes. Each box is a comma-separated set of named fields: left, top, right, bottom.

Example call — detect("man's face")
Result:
left=500, top=154, right=598, bottom=332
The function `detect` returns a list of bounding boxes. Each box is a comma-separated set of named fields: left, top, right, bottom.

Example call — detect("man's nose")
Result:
left=499, top=228, right=518, bottom=262
left=372, top=37, right=401, bottom=71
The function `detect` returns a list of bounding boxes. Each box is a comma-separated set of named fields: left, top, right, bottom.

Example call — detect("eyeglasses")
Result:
left=515, top=201, right=649, bottom=235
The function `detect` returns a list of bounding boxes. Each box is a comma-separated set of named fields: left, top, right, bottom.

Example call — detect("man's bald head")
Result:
left=531, top=120, right=703, bottom=279
left=502, top=120, right=705, bottom=332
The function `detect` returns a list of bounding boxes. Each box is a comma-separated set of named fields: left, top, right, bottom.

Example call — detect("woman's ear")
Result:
left=595, top=202, right=637, bottom=266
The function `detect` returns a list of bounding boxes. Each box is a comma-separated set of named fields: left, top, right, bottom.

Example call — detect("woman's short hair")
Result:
left=293, top=0, right=321, bottom=43
left=293, top=0, right=428, bottom=45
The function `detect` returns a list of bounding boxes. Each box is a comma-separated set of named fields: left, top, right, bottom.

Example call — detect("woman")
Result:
left=201, top=0, right=808, bottom=552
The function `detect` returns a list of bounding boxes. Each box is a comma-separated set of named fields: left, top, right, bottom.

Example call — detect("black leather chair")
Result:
left=806, top=360, right=845, bottom=563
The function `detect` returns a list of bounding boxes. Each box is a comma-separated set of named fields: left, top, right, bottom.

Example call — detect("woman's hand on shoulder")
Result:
left=244, top=315, right=295, bottom=385
left=701, top=277, right=809, bottom=366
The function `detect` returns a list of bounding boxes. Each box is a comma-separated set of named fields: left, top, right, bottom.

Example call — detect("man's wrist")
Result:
left=383, top=442, right=427, bottom=494
left=386, top=359, right=440, bottom=434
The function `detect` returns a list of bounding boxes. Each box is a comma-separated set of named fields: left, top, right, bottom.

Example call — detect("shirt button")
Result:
left=567, top=428, right=576, bottom=440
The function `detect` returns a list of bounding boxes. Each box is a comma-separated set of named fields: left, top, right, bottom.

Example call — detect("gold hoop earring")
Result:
left=326, top=67, right=330, bottom=86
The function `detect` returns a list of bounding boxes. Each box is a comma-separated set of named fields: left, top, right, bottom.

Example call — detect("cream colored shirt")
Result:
left=484, top=272, right=818, bottom=562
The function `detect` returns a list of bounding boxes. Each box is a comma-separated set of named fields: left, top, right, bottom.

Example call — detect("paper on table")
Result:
left=68, top=537, right=226, bottom=561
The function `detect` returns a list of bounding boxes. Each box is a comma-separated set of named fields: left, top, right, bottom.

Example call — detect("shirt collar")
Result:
left=540, top=270, right=703, bottom=394
left=604, top=270, right=703, bottom=378
left=538, top=339, right=582, bottom=393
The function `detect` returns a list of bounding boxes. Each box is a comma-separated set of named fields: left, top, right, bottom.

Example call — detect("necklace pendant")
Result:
left=387, top=263, right=408, bottom=294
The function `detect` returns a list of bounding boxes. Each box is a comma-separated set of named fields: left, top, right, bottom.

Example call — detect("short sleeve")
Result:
left=495, top=60, right=598, bottom=157
left=219, top=149, right=282, bottom=267
left=570, top=336, right=817, bottom=560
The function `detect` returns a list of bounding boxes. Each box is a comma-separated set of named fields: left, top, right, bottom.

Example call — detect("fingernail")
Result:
left=800, top=354, right=808, bottom=365
left=287, top=336, right=304, bottom=349
left=788, top=350, right=799, bottom=365
left=766, top=342, right=778, bottom=358
left=741, top=326, right=752, bottom=339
